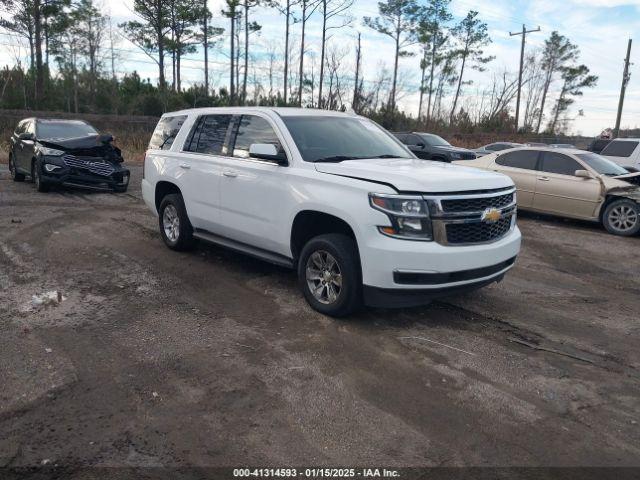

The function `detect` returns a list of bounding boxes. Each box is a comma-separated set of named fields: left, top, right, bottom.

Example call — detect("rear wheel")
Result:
left=298, top=233, right=362, bottom=317
left=158, top=193, right=195, bottom=251
left=9, top=154, right=25, bottom=182
left=602, top=199, right=640, bottom=236
left=32, top=160, right=50, bottom=192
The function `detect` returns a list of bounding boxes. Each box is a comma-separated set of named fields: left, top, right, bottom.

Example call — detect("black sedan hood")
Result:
left=39, top=134, right=123, bottom=162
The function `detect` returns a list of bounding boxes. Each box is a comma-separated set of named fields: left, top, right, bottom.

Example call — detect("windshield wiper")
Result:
left=369, top=154, right=402, bottom=159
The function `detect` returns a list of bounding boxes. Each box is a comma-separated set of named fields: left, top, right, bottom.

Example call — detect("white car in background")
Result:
left=600, top=138, right=640, bottom=170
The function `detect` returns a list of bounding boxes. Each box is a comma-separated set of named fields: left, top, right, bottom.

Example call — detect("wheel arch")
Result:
left=290, top=210, right=360, bottom=262
left=155, top=181, right=182, bottom=212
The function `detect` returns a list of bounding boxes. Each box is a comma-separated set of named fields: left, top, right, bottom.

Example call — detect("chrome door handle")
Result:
left=179, top=163, right=191, bottom=169
left=538, top=176, right=550, bottom=181
left=223, top=171, right=238, bottom=178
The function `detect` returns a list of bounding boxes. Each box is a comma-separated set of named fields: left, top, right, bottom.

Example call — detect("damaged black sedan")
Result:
left=9, top=118, right=130, bottom=193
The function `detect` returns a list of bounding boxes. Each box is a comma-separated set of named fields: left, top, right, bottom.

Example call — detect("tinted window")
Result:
left=37, top=120, right=96, bottom=139
left=394, top=133, right=408, bottom=143
left=418, top=133, right=450, bottom=147
left=540, top=152, right=581, bottom=175
left=15, top=121, right=26, bottom=134
left=601, top=140, right=638, bottom=158
left=576, top=153, right=628, bottom=176
left=282, top=116, right=411, bottom=162
left=485, top=144, right=501, bottom=151
left=232, top=115, right=281, bottom=159
left=185, top=114, right=232, bottom=154
left=496, top=150, right=539, bottom=170
left=148, top=115, right=187, bottom=150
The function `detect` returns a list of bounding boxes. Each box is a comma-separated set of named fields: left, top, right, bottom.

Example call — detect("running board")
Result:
left=193, top=229, right=294, bottom=269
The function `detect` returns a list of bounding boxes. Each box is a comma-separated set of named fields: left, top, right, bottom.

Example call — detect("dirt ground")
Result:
left=1, top=165, right=639, bottom=473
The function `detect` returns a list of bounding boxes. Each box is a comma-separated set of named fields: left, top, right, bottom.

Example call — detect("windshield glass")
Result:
left=37, top=121, right=97, bottom=140
left=420, top=134, right=450, bottom=147
left=281, top=116, right=412, bottom=162
left=576, top=153, right=629, bottom=176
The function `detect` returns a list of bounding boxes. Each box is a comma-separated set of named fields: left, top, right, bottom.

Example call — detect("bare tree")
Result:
left=297, top=0, right=320, bottom=106
left=316, top=0, right=352, bottom=108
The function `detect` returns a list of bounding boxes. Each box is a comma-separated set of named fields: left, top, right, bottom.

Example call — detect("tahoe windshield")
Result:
left=281, top=116, right=411, bottom=162
left=420, top=134, right=450, bottom=147
left=37, top=121, right=97, bottom=140
left=576, top=153, right=628, bottom=176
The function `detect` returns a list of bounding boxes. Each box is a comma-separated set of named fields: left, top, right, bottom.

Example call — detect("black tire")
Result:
left=602, top=199, right=640, bottom=236
left=158, top=193, right=196, bottom=251
left=32, top=159, right=50, bottom=192
left=297, top=233, right=362, bottom=317
left=9, top=154, right=25, bottom=182
left=114, top=185, right=128, bottom=193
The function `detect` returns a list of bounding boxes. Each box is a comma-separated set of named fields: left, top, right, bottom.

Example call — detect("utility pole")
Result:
left=614, top=39, right=633, bottom=139
left=510, top=24, right=540, bottom=133
left=204, top=0, right=209, bottom=96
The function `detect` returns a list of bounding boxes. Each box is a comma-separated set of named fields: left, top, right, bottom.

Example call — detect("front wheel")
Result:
left=602, top=199, right=640, bottom=236
left=32, top=160, right=50, bottom=192
left=298, top=233, right=362, bottom=317
left=9, top=154, right=25, bottom=182
left=158, top=193, right=196, bottom=251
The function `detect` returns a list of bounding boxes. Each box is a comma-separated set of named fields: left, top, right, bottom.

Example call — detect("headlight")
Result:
left=39, top=146, right=65, bottom=156
left=369, top=193, right=433, bottom=241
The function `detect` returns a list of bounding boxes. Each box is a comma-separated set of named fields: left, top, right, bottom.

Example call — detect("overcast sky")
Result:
left=1, top=0, right=639, bottom=136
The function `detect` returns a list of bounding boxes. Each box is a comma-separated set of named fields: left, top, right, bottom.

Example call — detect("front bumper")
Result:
left=41, top=161, right=130, bottom=191
left=359, top=226, right=521, bottom=307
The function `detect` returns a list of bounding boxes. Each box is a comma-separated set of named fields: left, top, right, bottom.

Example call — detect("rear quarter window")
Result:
left=148, top=115, right=187, bottom=150
left=601, top=140, right=639, bottom=158
left=496, top=151, right=539, bottom=170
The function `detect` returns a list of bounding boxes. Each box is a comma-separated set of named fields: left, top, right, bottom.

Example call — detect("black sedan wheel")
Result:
left=9, top=154, right=25, bottom=182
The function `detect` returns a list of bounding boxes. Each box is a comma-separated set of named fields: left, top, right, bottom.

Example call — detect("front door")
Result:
left=218, top=114, right=291, bottom=257
left=533, top=151, right=602, bottom=218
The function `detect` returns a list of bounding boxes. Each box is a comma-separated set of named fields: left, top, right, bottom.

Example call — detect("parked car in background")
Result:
left=474, top=142, right=522, bottom=157
left=454, top=147, right=640, bottom=236
left=142, top=107, right=521, bottom=316
left=587, top=138, right=611, bottom=154
left=550, top=143, right=576, bottom=149
left=600, top=138, right=640, bottom=169
left=9, top=118, right=129, bottom=192
left=393, top=132, right=476, bottom=162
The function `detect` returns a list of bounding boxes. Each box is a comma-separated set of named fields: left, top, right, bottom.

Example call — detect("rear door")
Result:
left=217, top=113, right=291, bottom=256
left=532, top=151, right=602, bottom=218
left=179, top=114, right=233, bottom=232
left=493, top=150, right=540, bottom=208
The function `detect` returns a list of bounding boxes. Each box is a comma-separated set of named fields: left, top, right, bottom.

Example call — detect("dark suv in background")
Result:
left=393, top=132, right=476, bottom=162
left=9, top=118, right=130, bottom=192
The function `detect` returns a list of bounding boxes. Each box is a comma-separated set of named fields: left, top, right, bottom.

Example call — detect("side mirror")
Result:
left=249, top=143, right=287, bottom=165
left=18, top=132, right=34, bottom=141
left=575, top=169, right=593, bottom=179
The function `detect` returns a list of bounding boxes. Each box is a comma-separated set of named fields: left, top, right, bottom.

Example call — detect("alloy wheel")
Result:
left=162, top=204, right=180, bottom=242
left=608, top=204, right=638, bottom=232
left=306, top=250, right=343, bottom=305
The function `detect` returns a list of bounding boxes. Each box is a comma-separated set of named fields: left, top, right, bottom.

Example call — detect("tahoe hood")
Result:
left=315, top=158, right=513, bottom=192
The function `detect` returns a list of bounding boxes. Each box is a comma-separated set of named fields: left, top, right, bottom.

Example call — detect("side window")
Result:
left=492, top=144, right=512, bottom=151
left=601, top=140, right=638, bottom=158
left=148, top=115, right=187, bottom=150
left=540, top=152, right=581, bottom=176
left=496, top=151, right=539, bottom=170
left=185, top=114, right=232, bottom=155
left=15, top=121, right=26, bottom=135
left=406, top=134, right=423, bottom=146
left=485, top=144, right=500, bottom=151
left=394, top=134, right=408, bottom=143
left=232, top=115, right=281, bottom=159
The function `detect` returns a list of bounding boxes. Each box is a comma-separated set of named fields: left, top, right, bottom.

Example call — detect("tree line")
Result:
left=0, top=0, right=597, bottom=134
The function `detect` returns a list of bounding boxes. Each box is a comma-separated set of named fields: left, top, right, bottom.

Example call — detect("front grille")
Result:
left=441, top=192, right=514, bottom=213
left=619, top=175, right=640, bottom=186
left=446, top=216, right=513, bottom=244
left=63, top=155, right=115, bottom=176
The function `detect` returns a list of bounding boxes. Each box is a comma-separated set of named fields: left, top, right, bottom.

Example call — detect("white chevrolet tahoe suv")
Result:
left=142, top=107, right=521, bottom=316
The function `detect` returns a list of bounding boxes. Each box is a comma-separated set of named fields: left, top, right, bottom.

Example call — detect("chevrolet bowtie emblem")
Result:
left=481, top=207, right=502, bottom=224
